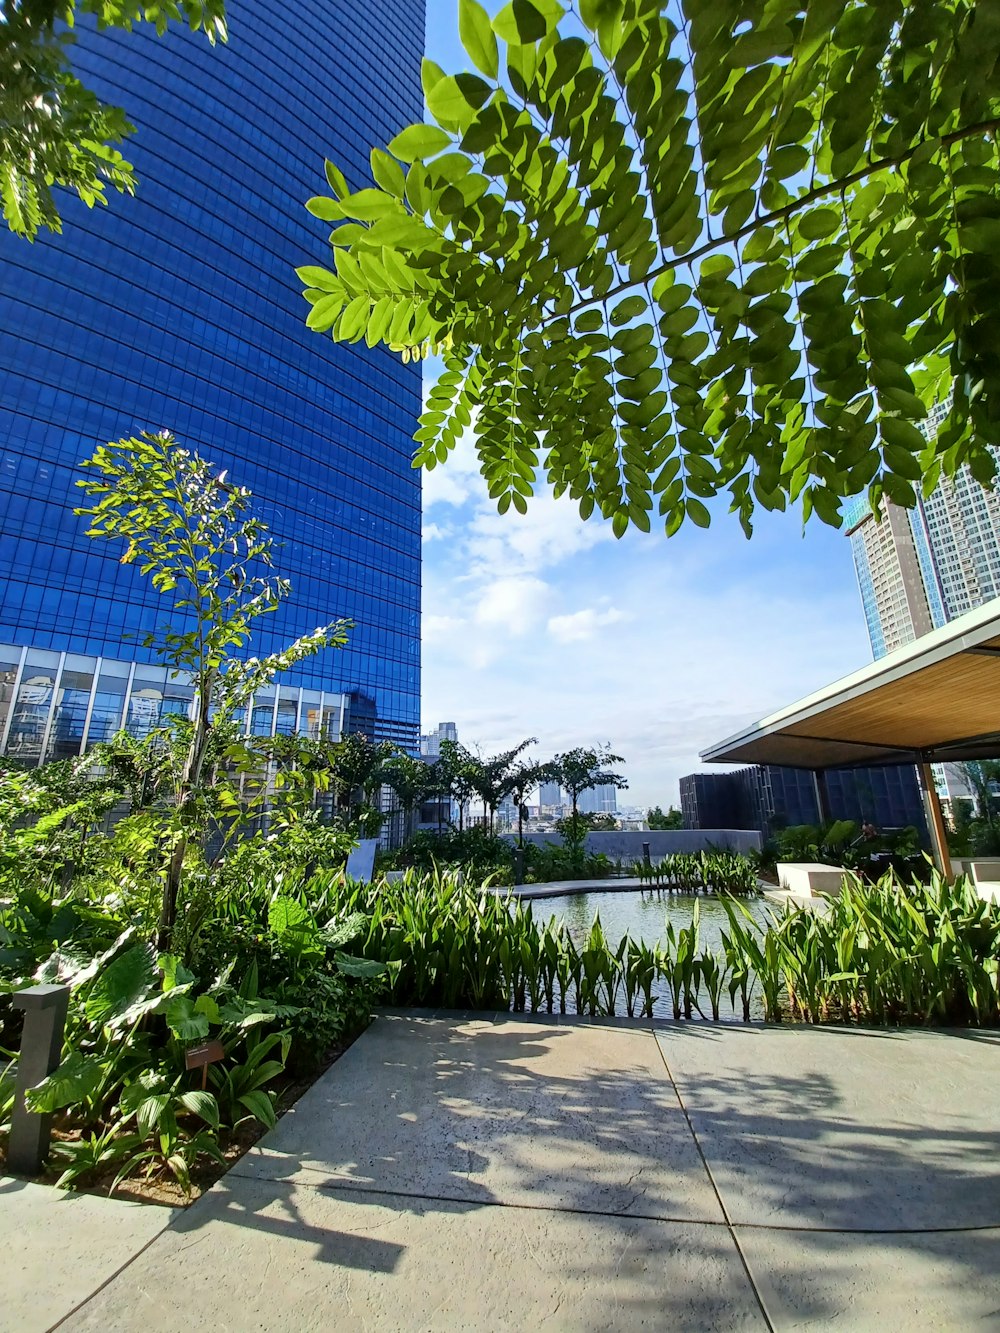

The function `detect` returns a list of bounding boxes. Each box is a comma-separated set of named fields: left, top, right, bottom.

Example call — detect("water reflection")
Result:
left=526, top=889, right=771, bottom=957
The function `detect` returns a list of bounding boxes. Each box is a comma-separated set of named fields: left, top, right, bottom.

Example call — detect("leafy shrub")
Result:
left=387, top=826, right=514, bottom=881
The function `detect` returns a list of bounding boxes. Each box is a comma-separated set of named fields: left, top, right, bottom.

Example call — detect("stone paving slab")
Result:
left=233, top=1013, right=726, bottom=1223
left=18, top=1016, right=1000, bottom=1331
left=736, top=1223, right=1000, bottom=1331
left=655, top=1025, right=1000, bottom=1230
left=0, top=1177, right=176, bottom=1333
left=59, top=1176, right=765, bottom=1333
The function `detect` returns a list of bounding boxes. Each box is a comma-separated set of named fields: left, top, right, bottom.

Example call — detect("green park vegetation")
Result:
left=6, top=0, right=1000, bottom=1206
left=647, top=805, right=684, bottom=830
left=6, top=435, right=1000, bottom=1203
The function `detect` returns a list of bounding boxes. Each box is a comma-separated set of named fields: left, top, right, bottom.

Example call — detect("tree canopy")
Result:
left=299, top=0, right=1000, bottom=539
left=2, top=0, right=226, bottom=238
left=550, top=744, right=627, bottom=819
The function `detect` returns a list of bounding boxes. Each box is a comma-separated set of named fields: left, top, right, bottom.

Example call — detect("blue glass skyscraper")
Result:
left=0, top=0, right=423, bottom=761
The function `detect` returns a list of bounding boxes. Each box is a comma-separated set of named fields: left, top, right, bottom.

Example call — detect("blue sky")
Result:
left=418, top=0, right=872, bottom=809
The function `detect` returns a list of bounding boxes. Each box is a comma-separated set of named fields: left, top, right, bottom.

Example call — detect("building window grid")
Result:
left=0, top=641, right=354, bottom=766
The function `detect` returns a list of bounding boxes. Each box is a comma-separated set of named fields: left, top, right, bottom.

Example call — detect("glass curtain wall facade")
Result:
left=0, top=642, right=346, bottom=766
left=0, top=0, right=423, bottom=759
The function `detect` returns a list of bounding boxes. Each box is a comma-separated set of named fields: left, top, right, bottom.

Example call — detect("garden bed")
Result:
left=3, top=1026, right=366, bottom=1207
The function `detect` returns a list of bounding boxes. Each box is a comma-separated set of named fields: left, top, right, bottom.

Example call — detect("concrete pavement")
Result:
left=15, top=1014, right=1000, bottom=1330
left=2, top=1177, right=176, bottom=1333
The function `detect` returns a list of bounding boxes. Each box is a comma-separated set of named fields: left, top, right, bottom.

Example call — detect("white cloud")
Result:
left=548, top=607, right=628, bottom=643
left=422, top=522, right=446, bottom=543
left=421, top=515, right=873, bottom=807
left=421, top=431, right=483, bottom=510
left=473, top=575, right=551, bottom=633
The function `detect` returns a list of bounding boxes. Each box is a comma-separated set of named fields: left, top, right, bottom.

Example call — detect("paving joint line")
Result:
left=45, top=1211, right=181, bottom=1333
left=227, top=1161, right=1000, bottom=1235
left=652, top=1027, right=776, bottom=1332
left=227, top=1165, right=736, bottom=1226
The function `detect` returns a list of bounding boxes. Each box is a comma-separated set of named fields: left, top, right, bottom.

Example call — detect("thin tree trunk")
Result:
left=158, top=677, right=213, bottom=951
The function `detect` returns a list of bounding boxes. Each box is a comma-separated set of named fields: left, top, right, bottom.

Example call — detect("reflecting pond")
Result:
left=518, top=888, right=775, bottom=1019
left=523, top=887, right=772, bottom=955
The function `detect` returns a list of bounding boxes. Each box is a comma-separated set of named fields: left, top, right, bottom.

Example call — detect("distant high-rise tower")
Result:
left=844, top=494, right=945, bottom=658
left=577, top=784, right=619, bottom=815
left=420, top=721, right=458, bottom=760
left=846, top=400, right=1000, bottom=804
left=845, top=401, right=1000, bottom=660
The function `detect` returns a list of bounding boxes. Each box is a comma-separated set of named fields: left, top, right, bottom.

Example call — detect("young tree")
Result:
left=957, top=761, right=1000, bottom=828
left=301, top=0, right=1000, bottom=541
left=551, top=745, right=628, bottom=824
left=504, top=756, right=546, bottom=847
left=479, top=737, right=537, bottom=833
left=382, top=749, right=434, bottom=844
left=76, top=430, right=349, bottom=948
left=439, top=737, right=480, bottom=832
left=3, top=0, right=226, bottom=238
left=326, top=732, right=394, bottom=828
left=647, top=805, right=684, bottom=830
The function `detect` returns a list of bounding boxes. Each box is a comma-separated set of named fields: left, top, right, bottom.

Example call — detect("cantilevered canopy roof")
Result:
left=701, top=599, right=1000, bottom=771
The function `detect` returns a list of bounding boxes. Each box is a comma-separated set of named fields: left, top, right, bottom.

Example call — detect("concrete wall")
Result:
left=501, top=829, right=761, bottom=859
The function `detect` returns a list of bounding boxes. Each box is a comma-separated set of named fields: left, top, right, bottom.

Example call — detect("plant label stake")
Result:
left=185, top=1038, right=225, bottom=1090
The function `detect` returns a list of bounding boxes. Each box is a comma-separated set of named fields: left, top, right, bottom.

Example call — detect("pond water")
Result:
left=518, top=888, right=775, bottom=1019
left=522, top=887, right=772, bottom=955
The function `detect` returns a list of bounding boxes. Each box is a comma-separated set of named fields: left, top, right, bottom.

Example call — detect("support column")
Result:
left=9, top=984, right=69, bottom=1175
left=812, top=769, right=831, bottom=826
left=918, top=760, right=951, bottom=876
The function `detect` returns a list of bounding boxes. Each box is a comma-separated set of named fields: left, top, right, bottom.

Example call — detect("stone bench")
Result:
left=967, top=860, right=1000, bottom=904
left=776, top=862, right=849, bottom=898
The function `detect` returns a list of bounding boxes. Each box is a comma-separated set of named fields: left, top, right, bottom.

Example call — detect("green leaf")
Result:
left=239, top=1089, right=277, bottom=1130
left=166, top=995, right=210, bottom=1041
left=426, top=74, right=493, bottom=127
left=388, top=124, right=451, bottom=163
left=179, top=1090, right=221, bottom=1130
left=880, top=417, right=927, bottom=453
left=306, top=196, right=344, bottom=222
left=370, top=149, right=405, bottom=198
left=335, top=952, right=388, bottom=979
left=26, top=1051, right=104, bottom=1114
left=460, top=0, right=499, bottom=78
left=321, top=912, right=368, bottom=947
left=798, top=207, right=841, bottom=241
left=610, top=295, right=647, bottom=325
left=135, top=1094, right=171, bottom=1139
left=493, top=0, right=563, bottom=43
left=324, top=161, right=348, bottom=199
left=84, top=944, right=157, bottom=1027
left=686, top=498, right=710, bottom=528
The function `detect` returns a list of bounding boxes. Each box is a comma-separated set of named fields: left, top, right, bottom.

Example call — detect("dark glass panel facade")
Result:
left=0, top=0, right=423, bottom=748
left=679, top=763, right=928, bottom=840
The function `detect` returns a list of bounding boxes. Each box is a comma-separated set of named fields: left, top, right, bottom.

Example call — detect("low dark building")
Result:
left=679, top=763, right=927, bottom=840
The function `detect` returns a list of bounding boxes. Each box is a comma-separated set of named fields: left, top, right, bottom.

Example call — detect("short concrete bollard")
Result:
left=9, top=983, right=70, bottom=1176
left=513, top=847, right=525, bottom=886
